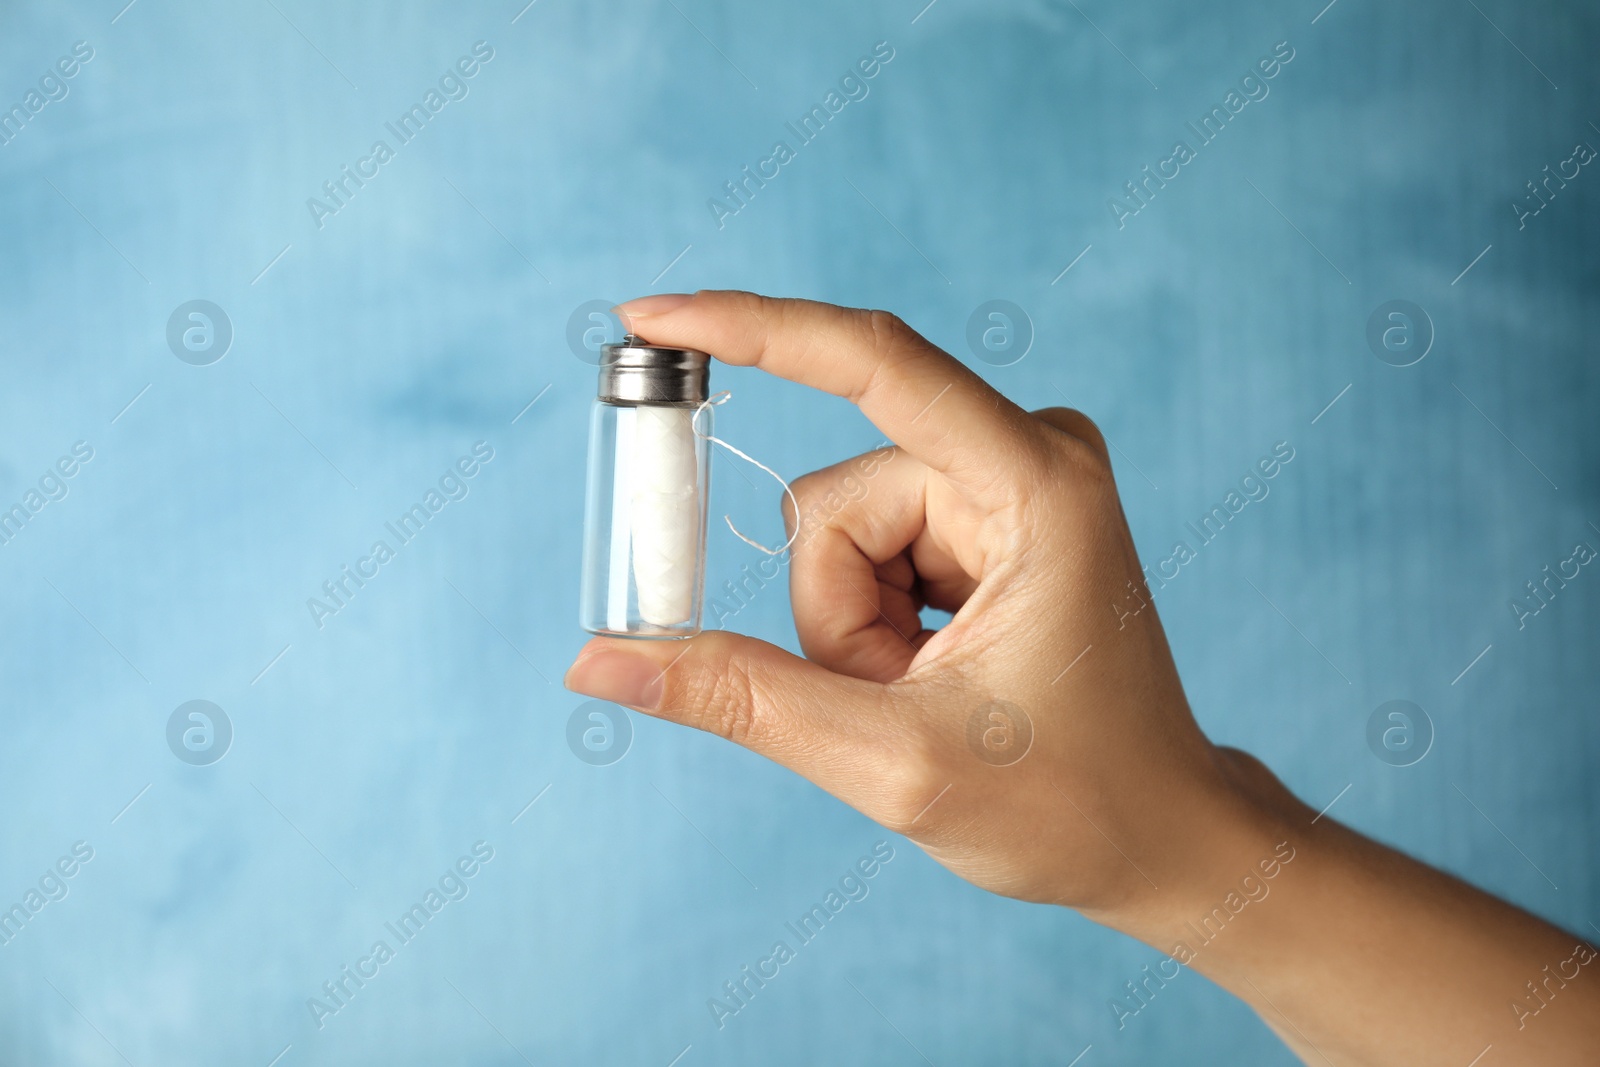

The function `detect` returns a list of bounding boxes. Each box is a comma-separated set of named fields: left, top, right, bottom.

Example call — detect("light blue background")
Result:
left=2, top=0, right=1597, bottom=1063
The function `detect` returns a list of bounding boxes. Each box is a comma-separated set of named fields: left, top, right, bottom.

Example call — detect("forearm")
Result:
left=1100, top=751, right=1600, bottom=1065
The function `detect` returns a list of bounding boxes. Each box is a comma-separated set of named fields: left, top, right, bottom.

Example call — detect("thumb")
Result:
left=564, top=631, right=888, bottom=781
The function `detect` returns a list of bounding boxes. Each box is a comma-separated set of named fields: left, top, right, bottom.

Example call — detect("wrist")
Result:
left=1082, top=746, right=1311, bottom=952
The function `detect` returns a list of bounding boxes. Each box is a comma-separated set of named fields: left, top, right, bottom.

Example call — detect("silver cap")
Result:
left=598, top=335, right=710, bottom=404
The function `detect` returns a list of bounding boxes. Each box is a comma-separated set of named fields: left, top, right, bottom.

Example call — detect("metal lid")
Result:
left=598, top=335, right=710, bottom=404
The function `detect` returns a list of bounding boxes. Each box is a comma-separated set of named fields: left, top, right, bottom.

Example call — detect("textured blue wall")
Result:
left=1, top=1, right=1596, bottom=1064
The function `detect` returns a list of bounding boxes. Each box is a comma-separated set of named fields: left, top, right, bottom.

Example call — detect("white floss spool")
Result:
left=580, top=337, right=797, bottom=639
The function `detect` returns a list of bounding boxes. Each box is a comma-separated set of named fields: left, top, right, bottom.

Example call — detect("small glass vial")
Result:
left=580, top=335, right=712, bottom=638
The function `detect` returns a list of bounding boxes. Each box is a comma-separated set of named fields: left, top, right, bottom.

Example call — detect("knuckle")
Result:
left=681, top=650, right=767, bottom=748
left=1069, top=411, right=1108, bottom=451
left=877, top=740, right=951, bottom=835
left=865, top=308, right=912, bottom=347
left=786, top=470, right=833, bottom=545
left=859, top=308, right=925, bottom=374
left=826, top=307, right=946, bottom=407
left=789, top=468, right=827, bottom=506
left=1065, top=438, right=1116, bottom=490
left=1031, top=407, right=1115, bottom=485
left=864, top=309, right=935, bottom=367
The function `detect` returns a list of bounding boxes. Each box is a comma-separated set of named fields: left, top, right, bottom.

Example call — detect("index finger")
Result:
left=614, top=290, right=1042, bottom=499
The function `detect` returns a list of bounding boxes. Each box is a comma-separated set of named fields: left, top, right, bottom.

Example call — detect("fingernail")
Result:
left=615, top=293, right=693, bottom=322
left=564, top=649, right=664, bottom=710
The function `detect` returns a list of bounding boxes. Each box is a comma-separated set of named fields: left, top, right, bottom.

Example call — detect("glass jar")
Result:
left=580, top=336, right=711, bottom=638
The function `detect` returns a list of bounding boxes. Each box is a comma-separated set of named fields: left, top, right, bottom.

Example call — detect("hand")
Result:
left=566, top=292, right=1600, bottom=1065
left=564, top=290, right=1260, bottom=919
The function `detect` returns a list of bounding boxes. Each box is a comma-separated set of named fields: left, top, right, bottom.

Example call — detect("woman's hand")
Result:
left=566, top=292, right=1600, bottom=1066
left=564, top=290, right=1258, bottom=920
